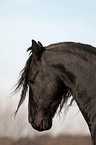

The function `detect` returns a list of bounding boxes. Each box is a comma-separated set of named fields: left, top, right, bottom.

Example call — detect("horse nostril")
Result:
left=39, top=118, right=43, bottom=128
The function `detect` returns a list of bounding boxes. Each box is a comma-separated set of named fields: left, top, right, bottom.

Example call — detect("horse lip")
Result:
left=30, top=122, right=52, bottom=132
left=32, top=125, right=52, bottom=132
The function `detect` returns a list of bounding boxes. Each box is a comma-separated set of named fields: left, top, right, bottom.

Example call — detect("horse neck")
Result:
left=45, top=43, right=96, bottom=140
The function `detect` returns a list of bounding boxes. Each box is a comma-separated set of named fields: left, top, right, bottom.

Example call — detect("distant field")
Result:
left=0, top=135, right=92, bottom=145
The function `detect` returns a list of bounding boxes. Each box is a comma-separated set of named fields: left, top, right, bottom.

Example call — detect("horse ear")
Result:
left=32, top=39, right=40, bottom=54
left=38, top=41, right=43, bottom=47
left=27, top=40, right=39, bottom=53
left=27, top=40, right=45, bottom=59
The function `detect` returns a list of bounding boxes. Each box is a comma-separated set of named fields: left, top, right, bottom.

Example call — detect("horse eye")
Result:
left=29, top=79, right=34, bottom=84
left=29, top=71, right=39, bottom=84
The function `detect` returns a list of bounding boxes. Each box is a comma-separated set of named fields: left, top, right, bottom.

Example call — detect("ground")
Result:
left=0, top=135, right=92, bottom=145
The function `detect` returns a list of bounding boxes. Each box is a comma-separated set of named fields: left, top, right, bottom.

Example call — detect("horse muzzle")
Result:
left=29, top=116, right=52, bottom=131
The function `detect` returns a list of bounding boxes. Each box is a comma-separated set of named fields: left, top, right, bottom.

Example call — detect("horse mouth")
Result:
left=29, top=119, right=52, bottom=132
left=32, top=124, right=52, bottom=132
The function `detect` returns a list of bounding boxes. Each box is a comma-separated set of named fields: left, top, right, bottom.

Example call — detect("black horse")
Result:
left=15, top=40, right=96, bottom=145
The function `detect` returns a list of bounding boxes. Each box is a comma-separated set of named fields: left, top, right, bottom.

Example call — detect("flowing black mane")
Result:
left=15, top=55, right=31, bottom=115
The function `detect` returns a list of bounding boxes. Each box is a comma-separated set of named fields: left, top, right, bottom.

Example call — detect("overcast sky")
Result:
left=0, top=0, right=96, bottom=91
left=0, top=0, right=96, bottom=138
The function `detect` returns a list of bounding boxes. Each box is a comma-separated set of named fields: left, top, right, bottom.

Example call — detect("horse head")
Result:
left=15, top=40, right=70, bottom=131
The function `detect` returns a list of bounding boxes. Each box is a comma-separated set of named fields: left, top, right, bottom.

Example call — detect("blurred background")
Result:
left=0, top=0, right=96, bottom=144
